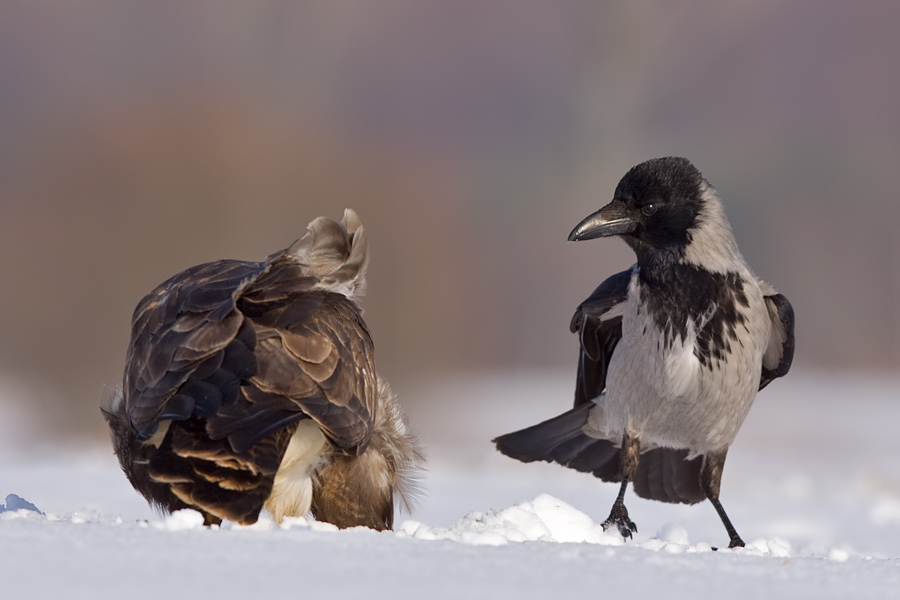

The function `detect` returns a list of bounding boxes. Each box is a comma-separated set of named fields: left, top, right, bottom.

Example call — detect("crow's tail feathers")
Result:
left=631, top=448, right=705, bottom=505
left=493, top=403, right=708, bottom=505
left=493, top=404, right=621, bottom=482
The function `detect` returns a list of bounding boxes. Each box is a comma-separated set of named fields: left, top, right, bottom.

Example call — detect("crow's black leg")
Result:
left=601, top=433, right=639, bottom=539
left=709, top=496, right=744, bottom=549
left=702, top=450, right=745, bottom=549
left=602, top=478, right=637, bottom=539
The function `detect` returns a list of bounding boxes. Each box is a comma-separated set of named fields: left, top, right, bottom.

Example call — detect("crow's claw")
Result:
left=728, top=535, right=745, bottom=549
left=601, top=501, right=637, bottom=540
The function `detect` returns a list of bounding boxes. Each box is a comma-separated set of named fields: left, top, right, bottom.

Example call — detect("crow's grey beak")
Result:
left=568, top=201, right=636, bottom=241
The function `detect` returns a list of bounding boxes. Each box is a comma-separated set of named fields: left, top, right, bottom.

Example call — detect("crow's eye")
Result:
left=641, top=203, right=657, bottom=216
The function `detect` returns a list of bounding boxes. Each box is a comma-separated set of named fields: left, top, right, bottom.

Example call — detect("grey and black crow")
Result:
left=494, top=157, right=794, bottom=548
left=104, top=210, right=422, bottom=530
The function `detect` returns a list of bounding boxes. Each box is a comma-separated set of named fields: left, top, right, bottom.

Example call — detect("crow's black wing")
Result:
left=759, top=292, right=795, bottom=391
left=493, top=268, right=631, bottom=481
left=569, top=268, right=633, bottom=407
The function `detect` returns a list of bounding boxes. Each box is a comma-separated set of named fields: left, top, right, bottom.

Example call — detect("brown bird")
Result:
left=104, top=210, right=422, bottom=529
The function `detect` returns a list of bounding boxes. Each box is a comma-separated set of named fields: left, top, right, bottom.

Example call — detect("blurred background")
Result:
left=0, top=1, right=898, bottom=450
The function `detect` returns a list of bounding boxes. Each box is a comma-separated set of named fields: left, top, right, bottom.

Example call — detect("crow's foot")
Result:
left=712, top=535, right=745, bottom=551
left=601, top=501, right=637, bottom=540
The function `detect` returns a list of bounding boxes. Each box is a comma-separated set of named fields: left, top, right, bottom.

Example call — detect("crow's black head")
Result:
left=569, top=157, right=707, bottom=255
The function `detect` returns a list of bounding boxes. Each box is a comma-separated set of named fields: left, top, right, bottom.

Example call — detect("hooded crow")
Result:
left=494, top=157, right=794, bottom=548
left=103, top=210, right=422, bottom=530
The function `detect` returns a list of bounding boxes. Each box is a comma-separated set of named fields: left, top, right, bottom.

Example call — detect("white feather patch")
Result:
left=663, top=324, right=700, bottom=398
left=265, top=419, right=328, bottom=524
left=600, top=301, right=626, bottom=321
left=142, top=419, right=171, bottom=449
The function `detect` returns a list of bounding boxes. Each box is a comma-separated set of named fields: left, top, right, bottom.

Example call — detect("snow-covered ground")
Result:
left=3, top=370, right=900, bottom=598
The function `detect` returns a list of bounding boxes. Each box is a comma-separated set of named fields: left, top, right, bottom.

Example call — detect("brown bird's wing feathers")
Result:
left=112, top=212, right=376, bottom=524
left=235, top=288, right=376, bottom=452
left=123, top=259, right=263, bottom=437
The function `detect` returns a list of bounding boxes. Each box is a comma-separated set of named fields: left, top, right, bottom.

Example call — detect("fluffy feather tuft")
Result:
left=280, top=208, right=368, bottom=300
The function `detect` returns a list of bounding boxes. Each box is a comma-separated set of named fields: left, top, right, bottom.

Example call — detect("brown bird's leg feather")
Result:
left=312, top=449, right=393, bottom=531
left=701, top=450, right=745, bottom=549
left=602, top=432, right=639, bottom=539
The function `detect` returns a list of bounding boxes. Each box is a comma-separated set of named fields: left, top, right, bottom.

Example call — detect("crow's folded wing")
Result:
left=569, top=268, right=633, bottom=407
left=759, top=292, right=795, bottom=391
